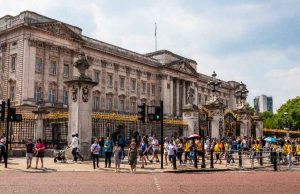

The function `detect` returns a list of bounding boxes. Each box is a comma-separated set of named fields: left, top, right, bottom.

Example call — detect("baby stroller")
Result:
left=54, top=147, right=67, bottom=163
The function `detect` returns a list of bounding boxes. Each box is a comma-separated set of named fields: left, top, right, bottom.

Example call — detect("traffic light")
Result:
left=138, top=103, right=146, bottom=123
left=154, top=106, right=161, bottom=121
left=149, top=106, right=161, bottom=122
left=0, top=101, right=5, bottom=121
left=8, top=108, right=22, bottom=122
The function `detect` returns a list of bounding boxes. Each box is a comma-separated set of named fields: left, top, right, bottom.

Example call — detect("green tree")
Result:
left=260, top=96, right=300, bottom=130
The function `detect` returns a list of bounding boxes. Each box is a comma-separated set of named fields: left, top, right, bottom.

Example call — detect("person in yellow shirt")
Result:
left=252, top=140, right=260, bottom=161
left=184, top=139, right=191, bottom=164
left=214, top=141, right=222, bottom=164
left=286, top=140, right=293, bottom=167
left=296, top=141, right=300, bottom=161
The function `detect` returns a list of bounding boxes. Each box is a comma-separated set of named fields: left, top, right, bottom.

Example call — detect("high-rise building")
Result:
left=254, top=95, right=273, bottom=113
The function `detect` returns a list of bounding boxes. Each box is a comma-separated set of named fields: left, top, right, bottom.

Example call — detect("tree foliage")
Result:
left=260, top=96, right=300, bottom=130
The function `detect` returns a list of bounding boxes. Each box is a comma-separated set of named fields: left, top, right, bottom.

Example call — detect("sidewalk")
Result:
left=0, top=155, right=282, bottom=173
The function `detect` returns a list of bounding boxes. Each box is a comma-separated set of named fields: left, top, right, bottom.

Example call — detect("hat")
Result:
left=72, top=132, right=76, bottom=136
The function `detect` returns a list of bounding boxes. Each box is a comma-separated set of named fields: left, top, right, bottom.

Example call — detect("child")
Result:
left=113, top=142, right=122, bottom=173
left=25, top=138, right=34, bottom=169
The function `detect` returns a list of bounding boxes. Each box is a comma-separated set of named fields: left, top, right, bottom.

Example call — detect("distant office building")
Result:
left=254, top=95, right=273, bottom=113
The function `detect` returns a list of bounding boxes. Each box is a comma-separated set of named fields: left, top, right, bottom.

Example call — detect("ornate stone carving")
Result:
left=187, top=84, right=195, bottom=105
left=82, top=86, right=89, bottom=103
left=71, top=85, right=78, bottom=102
left=74, top=53, right=90, bottom=79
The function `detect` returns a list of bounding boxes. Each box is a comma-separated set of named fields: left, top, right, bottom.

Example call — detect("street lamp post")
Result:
left=207, top=71, right=222, bottom=102
left=235, top=82, right=249, bottom=106
left=199, top=110, right=207, bottom=168
left=284, top=112, right=289, bottom=138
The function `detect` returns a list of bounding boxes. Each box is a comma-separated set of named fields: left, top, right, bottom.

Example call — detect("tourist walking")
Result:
left=128, top=139, right=138, bottom=173
left=167, top=140, right=176, bottom=166
left=113, top=142, right=122, bottom=172
left=176, top=139, right=184, bottom=165
left=35, top=138, right=45, bottom=169
left=25, top=138, right=34, bottom=169
left=0, top=133, right=6, bottom=163
left=69, top=132, right=79, bottom=162
left=140, top=139, right=148, bottom=168
left=163, top=138, right=169, bottom=166
left=149, top=135, right=160, bottom=163
left=104, top=137, right=114, bottom=168
left=214, top=140, right=222, bottom=164
left=90, top=138, right=100, bottom=169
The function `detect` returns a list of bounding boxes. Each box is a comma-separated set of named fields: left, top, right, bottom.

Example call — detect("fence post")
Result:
left=238, top=149, right=242, bottom=168
left=210, top=148, right=214, bottom=168
left=172, top=154, right=177, bottom=169
left=273, top=151, right=277, bottom=171
left=259, top=148, right=263, bottom=166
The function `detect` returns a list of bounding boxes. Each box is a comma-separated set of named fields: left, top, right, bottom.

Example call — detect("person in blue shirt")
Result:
left=104, top=137, right=114, bottom=168
left=140, top=139, right=148, bottom=168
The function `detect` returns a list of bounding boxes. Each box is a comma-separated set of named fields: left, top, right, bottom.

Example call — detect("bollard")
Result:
left=172, top=154, right=177, bottom=169
left=273, top=152, right=278, bottom=171
left=238, top=149, right=242, bottom=168
left=259, top=149, right=263, bottom=166
left=210, top=149, right=214, bottom=168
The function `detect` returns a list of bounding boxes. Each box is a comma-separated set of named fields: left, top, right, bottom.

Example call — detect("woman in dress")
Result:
left=128, top=139, right=138, bottom=173
left=35, top=138, right=45, bottom=169
left=113, top=142, right=122, bottom=173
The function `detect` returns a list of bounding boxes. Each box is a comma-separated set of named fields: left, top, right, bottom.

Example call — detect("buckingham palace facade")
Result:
left=0, top=11, right=241, bottom=121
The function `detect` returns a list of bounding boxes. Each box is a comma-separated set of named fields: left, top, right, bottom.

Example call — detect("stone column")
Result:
left=170, top=76, right=173, bottom=116
left=194, top=83, right=198, bottom=105
left=32, top=109, right=49, bottom=140
left=176, top=79, right=180, bottom=117
left=64, top=53, right=97, bottom=159
left=183, top=81, right=186, bottom=106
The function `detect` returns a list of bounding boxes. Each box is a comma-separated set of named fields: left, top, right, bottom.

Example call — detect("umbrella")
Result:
left=264, top=137, right=277, bottom=142
left=187, top=134, right=200, bottom=140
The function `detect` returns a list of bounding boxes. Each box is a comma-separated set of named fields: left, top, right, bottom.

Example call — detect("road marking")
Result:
left=153, top=176, right=162, bottom=192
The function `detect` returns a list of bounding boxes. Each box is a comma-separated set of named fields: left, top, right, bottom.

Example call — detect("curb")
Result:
left=163, top=168, right=232, bottom=173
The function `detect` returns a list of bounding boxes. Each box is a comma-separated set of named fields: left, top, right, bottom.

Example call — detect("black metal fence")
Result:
left=0, top=115, right=187, bottom=149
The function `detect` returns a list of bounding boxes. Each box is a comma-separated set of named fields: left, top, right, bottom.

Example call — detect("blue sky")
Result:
left=1, top=0, right=299, bottom=111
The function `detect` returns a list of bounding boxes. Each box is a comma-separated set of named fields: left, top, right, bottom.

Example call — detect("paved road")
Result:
left=0, top=171, right=299, bottom=194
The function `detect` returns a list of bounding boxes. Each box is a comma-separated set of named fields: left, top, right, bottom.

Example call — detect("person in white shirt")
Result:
left=167, top=141, right=177, bottom=165
left=149, top=135, right=160, bottom=163
left=0, top=133, right=6, bottom=163
left=69, top=132, right=79, bottom=162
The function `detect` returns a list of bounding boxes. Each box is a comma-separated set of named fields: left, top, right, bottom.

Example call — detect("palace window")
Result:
left=11, top=55, right=16, bottom=72
left=130, top=98, right=137, bottom=113
left=63, top=64, right=69, bottom=78
left=49, top=60, right=57, bottom=75
left=34, top=84, right=42, bottom=102
left=198, top=94, right=202, bottom=104
left=48, top=88, right=57, bottom=103
left=119, top=77, right=125, bottom=90
left=151, top=84, right=156, bottom=96
left=94, top=71, right=100, bottom=83
left=35, top=57, right=43, bottom=73
left=130, top=79, right=136, bottom=92
left=107, top=74, right=113, bottom=88
left=93, top=96, right=100, bottom=112
left=10, top=86, right=15, bottom=101
left=107, top=97, right=113, bottom=111
left=63, top=89, right=68, bottom=105
left=119, top=98, right=125, bottom=112
left=141, top=81, right=146, bottom=94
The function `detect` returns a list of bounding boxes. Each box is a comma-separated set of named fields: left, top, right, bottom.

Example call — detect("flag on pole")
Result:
left=155, top=22, right=157, bottom=37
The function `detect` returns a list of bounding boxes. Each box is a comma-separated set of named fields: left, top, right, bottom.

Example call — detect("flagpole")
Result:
left=155, top=22, right=157, bottom=51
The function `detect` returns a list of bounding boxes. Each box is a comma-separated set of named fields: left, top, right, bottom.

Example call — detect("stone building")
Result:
left=0, top=11, right=259, bottom=139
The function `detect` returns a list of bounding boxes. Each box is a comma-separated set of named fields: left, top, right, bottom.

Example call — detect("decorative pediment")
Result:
left=32, top=22, right=83, bottom=41
left=165, top=59, right=197, bottom=75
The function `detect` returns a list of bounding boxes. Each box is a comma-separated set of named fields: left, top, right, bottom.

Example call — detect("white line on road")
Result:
left=153, top=176, right=162, bottom=192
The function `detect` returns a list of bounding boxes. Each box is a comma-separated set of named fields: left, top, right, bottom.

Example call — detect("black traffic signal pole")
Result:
left=160, top=101, right=164, bottom=169
left=5, top=99, right=10, bottom=168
